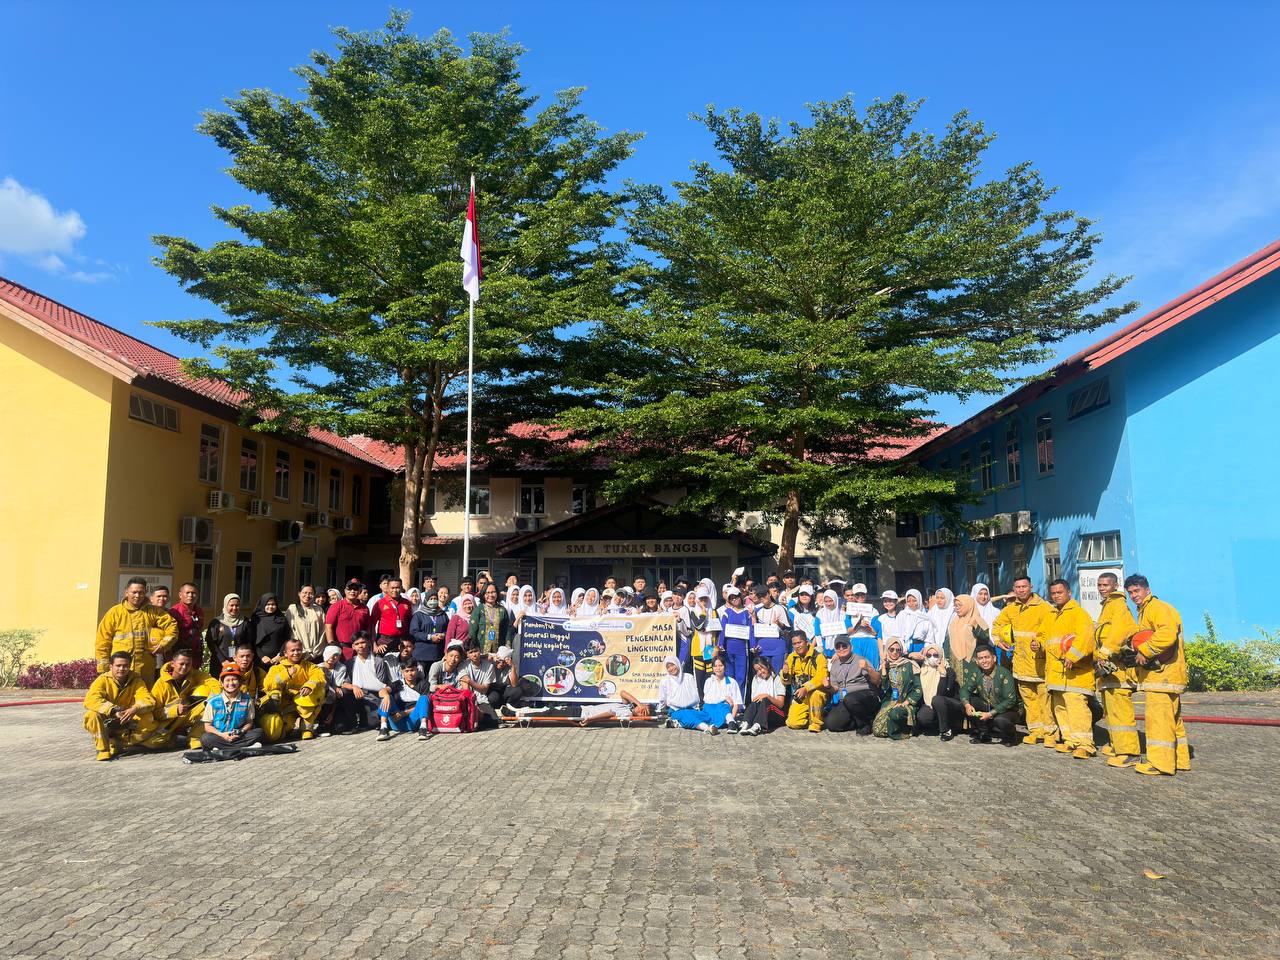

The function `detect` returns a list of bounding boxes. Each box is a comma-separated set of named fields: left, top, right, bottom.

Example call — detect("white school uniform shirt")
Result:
left=702, top=675, right=742, bottom=707
left=750, top=674, right=785, bottom=700
left=657, top=672, right=700, bottom=711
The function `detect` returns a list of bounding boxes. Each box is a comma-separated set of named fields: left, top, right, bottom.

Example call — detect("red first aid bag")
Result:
left=429, top=685, right=478, bottom=733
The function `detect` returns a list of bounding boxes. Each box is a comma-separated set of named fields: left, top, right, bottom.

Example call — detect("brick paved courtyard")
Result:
left=1, top=699, right=1278, bottom=959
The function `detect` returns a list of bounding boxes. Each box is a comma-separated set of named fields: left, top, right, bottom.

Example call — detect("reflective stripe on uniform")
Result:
left=1139, top=682, right=1186, bottom=693
left=1146, top=739, right=1176, bottom=749
left=1109, top=723, right=1139, bottom=732
left=1014, top=672, right=1043, bottom=683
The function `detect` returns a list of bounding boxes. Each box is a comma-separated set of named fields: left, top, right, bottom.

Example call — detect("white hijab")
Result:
left=518, top=585, right=538, bottom=616
left=970, top=583, right=1000, bottom=626
left=927, top=587, right=955, bottom=640
left=578, top=588, right=601, bottom=618
left=544, top=587, right=569, bottom=617
left=897, top=588, right=933, bottom=645
left=504, top=585, right=520, bottom=616
left=815, top=589, right=845, bottom=629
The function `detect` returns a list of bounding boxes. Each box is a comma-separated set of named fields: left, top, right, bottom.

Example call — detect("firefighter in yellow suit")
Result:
left=94, top=578, right=177, bottom=685
left=1092, top=573, right=1141, bottom=767
left=989, top=576, right=1055, bottom=744
left=83, top=651, right=158, bottom=760
left=781, top=632, right=829, bottom=732
left=1040, top=580, right=1098, bottom=759
left=1126, top=575, right=1190, bottom=776
left=145, top=649, right=221, bottom=750
left=261, top=638, right=327, bottom=742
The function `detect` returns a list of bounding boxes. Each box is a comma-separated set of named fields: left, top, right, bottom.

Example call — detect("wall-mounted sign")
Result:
left=541, top=540, right=738, bottom=559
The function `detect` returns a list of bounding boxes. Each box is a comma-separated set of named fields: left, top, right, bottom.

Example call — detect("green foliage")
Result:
left=1185, top=613, right=1280, bottom=692
left=0, top=629, right=43, bottom=687
left=150, top=12, right=637, bottom=568
left=560, top=95, right=1133, bottom=565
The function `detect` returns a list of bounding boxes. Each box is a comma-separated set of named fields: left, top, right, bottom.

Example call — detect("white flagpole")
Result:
left=462, top=174, right=476, bottom=584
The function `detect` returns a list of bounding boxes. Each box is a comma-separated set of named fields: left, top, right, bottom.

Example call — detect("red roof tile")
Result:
left=0, top=275, right=399, bottom=470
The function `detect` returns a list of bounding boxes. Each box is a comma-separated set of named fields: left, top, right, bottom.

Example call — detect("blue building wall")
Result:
left=918, top=267, right=1280, bottom=637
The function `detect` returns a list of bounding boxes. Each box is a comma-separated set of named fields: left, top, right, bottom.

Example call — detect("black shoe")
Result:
left=855, top=725, right=872, bottom=736
left=940, top=732, right=955, bottom=742
left=968, top=735, right=983, bottom=744
left=1002, top=738, right=1019, bottom=748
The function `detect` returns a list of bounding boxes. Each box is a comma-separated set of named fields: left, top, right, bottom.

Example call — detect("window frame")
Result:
left=301, top=459, right=318, bottom=507
left=118, top=540, right=174, bottom=570
left=470, top=484, right=491, bottom=517
left=239, top=437, right=259, bottom=493
left=518, top=483, right=546, bottom=517
left=328, top=467, right=343, bottom=513
left=1043, top=538, right=1062, bottom=583
left=128, top=392, right=179, bottom=431
left=978, top=440, right=995, bottom=492
left=1077, top=531, right=1123, bottom=564
left=1035, top=414, right=1054, bottom=476
left=351, top=475, right=363, bottom=517
left=273, top=448, right=291, bottom=501
left=234, top=550, right=254, bottom=600
left=571, top=485, right=590, bottom=515
left=1005, top=421, right=1021, bottom=485
left=198, top=423, right=222, bottom=485
left=1067, top=377, right=1111, bottom=421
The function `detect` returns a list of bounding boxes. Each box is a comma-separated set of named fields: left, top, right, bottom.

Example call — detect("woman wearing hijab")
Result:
left=445, top=594, right=475, bottom=648
left=718, top=587, right=753, bottom=690
left=684, top=586, right=720, bottom=697
left=250, top=593, right=290, bottom=669
left=814, top=589, right=848, bottom=657
left=871, top=638, right=922, bottom=740
left=675, top=590, right=697, bottom=665
left=897, top=589, right=934, bottom=660
left=971, top=583, right=1001, bottom=627
left=789, top=586, right=817, bottom=641
left=914, top=642, right=963, bottom=738
left=924, top=588, right=955, bottom=662
left=569, top=587, right=586, bottom=615
left=656, top=656, right=718, bottom=734
left=285, top=585, right=326, bottom=662
left=543, top=586, right=570, bottom=618
left=410, top=595, right=450, bottom=672
left=205, top=593, right=248, bottom=671
left=517, top=585, right=538, bottom=621
left=470, top=583, right=511, bottom=653
left=503, top=585, right=521, bottom=617
left=944, top=594, right=989, bottom=679
left=578, top=588, right=601, bottom=618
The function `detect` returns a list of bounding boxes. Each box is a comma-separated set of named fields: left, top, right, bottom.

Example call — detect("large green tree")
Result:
left=561, top=95, right=1133, bottom=571
left=152, top=14, right=636, bottom=581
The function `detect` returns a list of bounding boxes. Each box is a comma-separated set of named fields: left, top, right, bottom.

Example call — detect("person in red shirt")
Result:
left=370, top=577, right=412, bottom=655
left=325, top=579, right=371, bottom=660
left=169, top=581, right=205, bottom=665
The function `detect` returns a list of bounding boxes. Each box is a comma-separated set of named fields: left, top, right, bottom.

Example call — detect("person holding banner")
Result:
left=702, top=656, right=744, bottom=731
left=789, top=585, right=817, bottom=640
left=657, top=656, right=720, bottom=735
left=719, top=587, right=754, bottom=690
left=814, top=590, right=847, bottom=657
left=741, top=657, right=787, bottom=735
left=782, top=630, right=829, bottom=732
left=843, top=584, right=882, bottom=670
left=751, top=586, right=791, bottom=676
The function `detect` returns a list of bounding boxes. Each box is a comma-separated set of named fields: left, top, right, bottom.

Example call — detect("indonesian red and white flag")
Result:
left=460, top=176, right=481, bottom=301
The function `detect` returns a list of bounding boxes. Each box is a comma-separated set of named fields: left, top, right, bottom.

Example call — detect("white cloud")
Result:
left=0, top=176, right=114, bottom=283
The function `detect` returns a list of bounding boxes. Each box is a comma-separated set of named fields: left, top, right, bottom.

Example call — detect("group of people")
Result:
left=86, top=565, right=1190, bottom=776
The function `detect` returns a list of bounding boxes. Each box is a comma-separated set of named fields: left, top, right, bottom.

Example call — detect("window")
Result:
left=270, top=554, right=287, bottom=598
left=128, top=393, right=179, bottom=431
left=794, top=556, right=821, bottom=584
left=1035, top=414, right=1054, bottom=475
left=239, top=438, right=259, bottom=492
left=193, top=547, right=215, bottom=606
left=351, top=475, right=363, bottom=516
left=848, top=555, right=878, bottom=596
left=571, top=485, right=591, bottom=515
left=519, top=484, right=546, bottom=516
left=325, top=557, right=337, bottom=588
left=979, top=440, right=995, bottom=492
left=234, top=550, right=253, bottom=599
left=198, top=424, right=222, bottom=483
left=944, top=551, right=956, bottom=589
left=302, top=459, right=318, bottom=506
left=1012, top=543, right=1029, bottom=579
left=985, top=548, right=1000, bottom=590
left=964, top=550, right=978, bottom=589
left=414, top=562, right=436, bottom=587
left=118, top=540, right=174, bottom=569
left=1067, top=377, right=1111, bottom=420
left=958, top=451, right=973, bottom=490
left=470, top=484, right=491, bottom=517
left=328, top=468, right=343, bottom=512
left=1043, top=538, right=1061, bottom=583
left=1005, top=422, right=1021, bottom=485
left=895, top=512, right=919, bottom=538
left=273, top=449, right=291, bottom=500
left=298, top=555, right=314, bottom=590
left=1078, top=531, right=1122, bottom=564
left=425, top=482, right=437, bottom=516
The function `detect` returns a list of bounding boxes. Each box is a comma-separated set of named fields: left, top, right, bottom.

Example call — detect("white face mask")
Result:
left=926, top=655, right=941, bottom=666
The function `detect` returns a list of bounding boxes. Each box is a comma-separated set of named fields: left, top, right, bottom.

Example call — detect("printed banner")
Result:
left=517, top=613, right=678, bottom=702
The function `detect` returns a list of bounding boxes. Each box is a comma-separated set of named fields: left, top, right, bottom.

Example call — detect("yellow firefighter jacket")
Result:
left=1094, top=592, right=1139, bottom=690
left=151, top=663, right=221, bottom=720
left=1040, top=599, right=1096, bottom=694
left=990, top=594, right=1054, bottom=683
left=84, top=671, right=156, bottom=716
left=1134, top=595, right=1187, bottom=694
left=94, top=602, right=177, bottom=673
left=263, top=660, right=327, bottom=706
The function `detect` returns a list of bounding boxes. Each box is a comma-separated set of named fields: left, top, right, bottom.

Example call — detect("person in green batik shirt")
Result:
left=469, top=582, right=511, bottom=654
left=949, top=644, right=1019, bottom=745
left=872, top=638, right=922, bottom=739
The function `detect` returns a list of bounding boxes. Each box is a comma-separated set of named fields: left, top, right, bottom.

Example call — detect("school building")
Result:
left=909, top=238, right=1280, bottom=632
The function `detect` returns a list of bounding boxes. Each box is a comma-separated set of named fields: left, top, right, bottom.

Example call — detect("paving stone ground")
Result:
left=1, top=697, right=1278, bottom=960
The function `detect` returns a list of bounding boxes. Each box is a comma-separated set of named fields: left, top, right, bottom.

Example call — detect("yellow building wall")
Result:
left=0, top=314, right=114, bottom=662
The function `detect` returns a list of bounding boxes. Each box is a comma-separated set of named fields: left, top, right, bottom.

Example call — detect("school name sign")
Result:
left=541, top=540, right=738, bottom=558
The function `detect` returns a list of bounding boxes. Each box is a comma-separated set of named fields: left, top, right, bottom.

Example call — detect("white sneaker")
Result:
left=748, top=723, right=761, bottom=736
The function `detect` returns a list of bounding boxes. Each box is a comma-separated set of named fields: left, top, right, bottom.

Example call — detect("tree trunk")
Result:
left=778, top=487, right=802, bottom=573
left=399, top=439, right=426, bottom=584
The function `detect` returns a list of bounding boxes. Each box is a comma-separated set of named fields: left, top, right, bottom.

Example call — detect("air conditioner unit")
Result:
left=1015, top=510, right=1034, bottom=534
left=329, top=514, right=345, bottom=529
left=247, top=498, right=272, bottom=519
left=915, top=532, right=929, bottom=550
left=992, top=513, right=1015, bottom=537
left=208, top=490, right=236, bottom=512
left=180, top=516, right=213, bottom=546
left=515, top=516, right=542, bottom=532
left=306, top=511, right=330, bottom=528
left=277, top=519, right=304, bottom=544
left=339, top=516, right=354, bottom=532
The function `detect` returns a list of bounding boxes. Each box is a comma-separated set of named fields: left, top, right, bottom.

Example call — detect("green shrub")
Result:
left=0, top=629, right=44, bottom=687
left=1185, top=614, right=1280, bottom=692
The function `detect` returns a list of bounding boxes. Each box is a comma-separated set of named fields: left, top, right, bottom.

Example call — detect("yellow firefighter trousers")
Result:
left=144, top=703, right=208, bottom=750
left=1143, top=691, right=1191, bottom=774
left=1101, top=686, right=1140, bottom=756
left=84, top=711, right=158, bottom=756
left=1017, top=680, right=1054, bottom=741
left=1050, top=691, right=1095, bottom=753
left=785, top=689, right=830, bottom=732
left=260, top=693, right=324, bottom=743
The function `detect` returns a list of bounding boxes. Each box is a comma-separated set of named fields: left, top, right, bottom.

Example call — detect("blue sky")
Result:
left=3, top=1, right=1280, bottom=424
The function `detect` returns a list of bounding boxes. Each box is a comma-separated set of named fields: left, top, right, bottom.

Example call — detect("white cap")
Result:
left=322, top=645, right=341, bottom=661
left=850, top=583, right=868, bottom=594
left=798, top=585, right=815, bottom=595
left=881, top=589, right=899, bottom=601
left=494, top=645, right=514, bottom=660
left=725, top=586, right=741, bottom=598
left=446, top=639, right=465, bottom=651
left=660, top=590, right=674, bottom=600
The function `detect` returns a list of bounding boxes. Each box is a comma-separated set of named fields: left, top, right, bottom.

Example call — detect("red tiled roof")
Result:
left=0, top=275, right=398, bottom=470
left=909, top=237, right=1280, bottom=460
